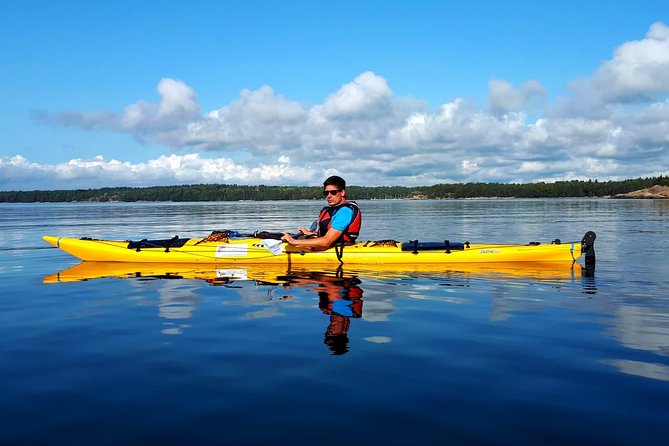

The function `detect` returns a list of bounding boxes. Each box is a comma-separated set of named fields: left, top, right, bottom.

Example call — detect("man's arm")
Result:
left=281, top=227, right=343, bottom=250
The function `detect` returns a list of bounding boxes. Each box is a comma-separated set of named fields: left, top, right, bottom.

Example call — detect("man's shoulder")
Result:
left=333, top=205, right=354, bottom=218
left=340, top=201, right=360, bottom=212
left=329, top=205, right=354, bottom=230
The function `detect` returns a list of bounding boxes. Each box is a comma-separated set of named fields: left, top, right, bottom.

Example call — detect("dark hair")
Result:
left=323, top=175, right=346, bottom=190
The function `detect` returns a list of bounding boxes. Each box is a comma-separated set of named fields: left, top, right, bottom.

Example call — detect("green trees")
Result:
left=1, top=176, right=667, bottom=202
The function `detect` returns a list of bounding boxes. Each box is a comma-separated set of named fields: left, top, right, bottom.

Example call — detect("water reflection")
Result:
left=44, top=261, right=594, bottom=352
left=601, top=359, right=669, bottom=382
left=44, top=262, right=370, bottom=353
left=42, top=260, right=669, bottom=375
left=595, top=303, right=669, bottom=381
left=280, top=271, right=364, bottom=355
left=202, top=268, right=366, bottom=354
left=153, top=281, right=200, bottom=335
left=611, top=305, right=669, bottom=355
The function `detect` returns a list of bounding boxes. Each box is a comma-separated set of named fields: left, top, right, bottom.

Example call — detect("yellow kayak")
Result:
left=43, top=230, right=596, bottom=265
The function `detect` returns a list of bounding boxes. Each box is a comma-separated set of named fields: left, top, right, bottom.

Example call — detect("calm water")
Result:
left=1, top=199, right=668, bottom=445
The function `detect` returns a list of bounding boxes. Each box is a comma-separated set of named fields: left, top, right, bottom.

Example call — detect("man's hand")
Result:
left=281, top=232, right=296, bottom=244
left=281, top=228, right=343, bottom=250
left=298, top=227, right=317, bottom=236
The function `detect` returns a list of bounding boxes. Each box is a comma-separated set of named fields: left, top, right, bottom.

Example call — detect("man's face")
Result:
left=322, top=186, right=344, bottom=206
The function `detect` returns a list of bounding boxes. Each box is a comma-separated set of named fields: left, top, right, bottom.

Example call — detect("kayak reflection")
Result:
left=44, top=261, right=595, bottom=352
left=43, top=260, right=590, bottom=284
left=44, top=261, right=367, bottom=354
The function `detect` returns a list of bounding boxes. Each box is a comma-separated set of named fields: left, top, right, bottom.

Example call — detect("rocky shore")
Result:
left=613, top=185, right=669, bottom=199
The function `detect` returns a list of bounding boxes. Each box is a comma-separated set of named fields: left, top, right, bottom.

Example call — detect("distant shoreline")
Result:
left=0, top=195, right=665, bottom=203
left=1, top=177, right=667, bottom=203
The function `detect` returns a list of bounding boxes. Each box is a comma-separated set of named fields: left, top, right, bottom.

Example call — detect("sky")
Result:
left=1, top=0, right=668, bottom=190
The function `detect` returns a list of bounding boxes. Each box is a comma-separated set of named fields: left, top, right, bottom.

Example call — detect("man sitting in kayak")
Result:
left=281, top=175, right=362, bottom=250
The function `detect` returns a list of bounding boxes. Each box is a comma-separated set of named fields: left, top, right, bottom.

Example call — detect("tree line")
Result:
left=1, top=176, right=667, bottom=203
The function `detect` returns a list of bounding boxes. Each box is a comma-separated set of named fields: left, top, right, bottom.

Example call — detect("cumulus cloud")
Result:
left=0, top=154, right=315, bottom=190
left=16, top=22, right=669, bottom=189
left=36, top=78, right=200, bottom=144
left=321, top=71, right=393, bottom=119
left=487, top=79, right=546, bottom=115
left=119, top=78, right=199, bottom=131
left=192, top=85, right=307, bottom=152
left=592, top=22, right=669, bottom=102
left=559, top=21, right=669, bottom=116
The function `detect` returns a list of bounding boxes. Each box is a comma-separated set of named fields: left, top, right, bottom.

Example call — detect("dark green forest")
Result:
left=1, top=176, right=667, bottom=203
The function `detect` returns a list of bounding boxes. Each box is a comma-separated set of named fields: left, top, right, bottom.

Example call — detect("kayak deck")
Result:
left=43, top=231, right=595, bottom=265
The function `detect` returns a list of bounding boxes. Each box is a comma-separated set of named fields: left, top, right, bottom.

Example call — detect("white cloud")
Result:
left=559, top=21, right=669, bottom=115
left=156, top=78, right=200, bottom=119
left=114, top=78, right=196, bottom=131
left=592, top=22, right=669, bottom=102
left=321, top=71, right=393, bottom=119
left=191, top=85, right=307, bottom=152
left=0, top=154, right=316, bottom=190
left=119, top=78, right=199, bottom=131
left=487, top=79, right=546, bottom=115
left=15, top=22, right=669, bottom=189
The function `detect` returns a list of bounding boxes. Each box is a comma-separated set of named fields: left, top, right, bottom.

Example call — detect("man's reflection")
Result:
left=281, top=271, right=363, bottom=355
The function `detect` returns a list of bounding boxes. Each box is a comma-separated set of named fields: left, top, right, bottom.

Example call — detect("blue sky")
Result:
left=1, top=0, right=668, bottom=189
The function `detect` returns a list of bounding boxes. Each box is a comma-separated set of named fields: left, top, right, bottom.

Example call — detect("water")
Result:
left=1, top=199, right=668, bottom=445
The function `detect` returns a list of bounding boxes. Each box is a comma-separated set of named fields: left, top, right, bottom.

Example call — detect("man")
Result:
left=281, top=176, right=362, bottom=250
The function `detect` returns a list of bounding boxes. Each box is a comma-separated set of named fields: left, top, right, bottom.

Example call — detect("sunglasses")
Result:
left=322, top=189, right=341, bottom=196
